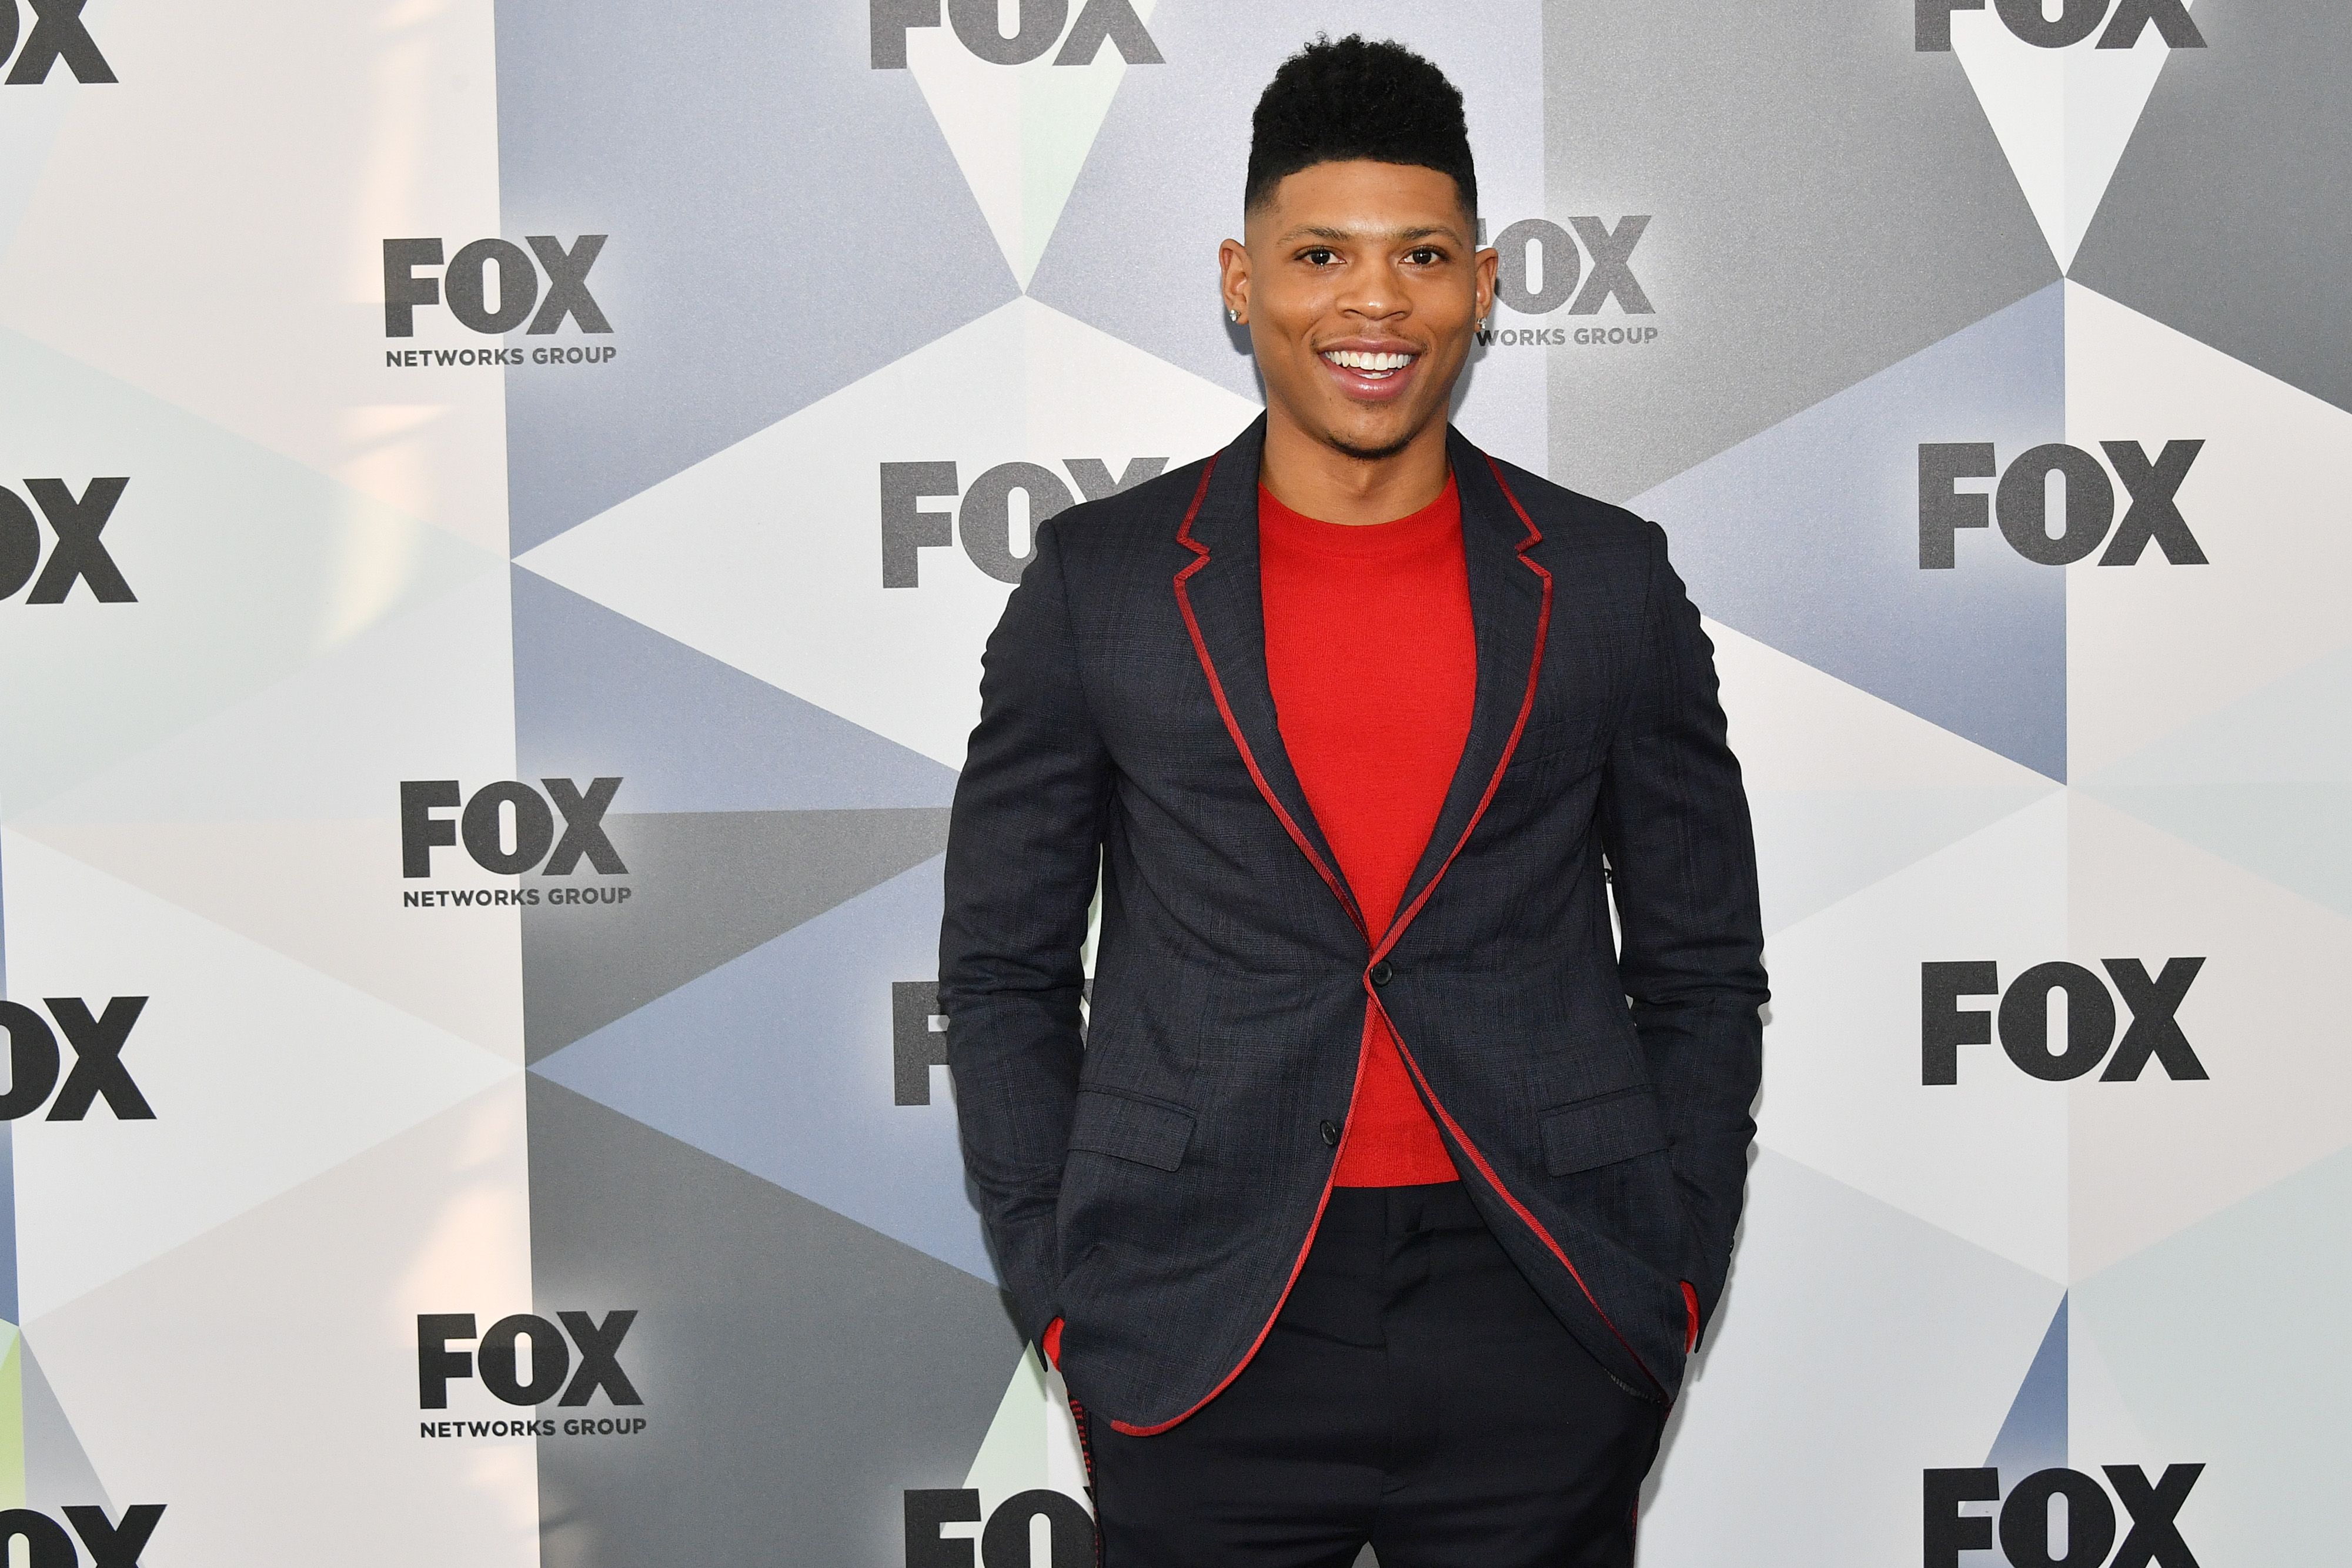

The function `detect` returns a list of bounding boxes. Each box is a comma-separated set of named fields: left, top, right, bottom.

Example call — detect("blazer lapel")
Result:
left=1376, top=428, right=1552, bottom=955
left=1173, top=413, right=1369, bottom=937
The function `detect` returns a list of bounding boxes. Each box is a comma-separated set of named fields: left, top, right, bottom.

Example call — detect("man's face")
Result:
left=1222, top=159, right=1495, bottom=463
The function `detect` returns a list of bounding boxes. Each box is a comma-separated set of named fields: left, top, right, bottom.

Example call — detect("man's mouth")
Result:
left=1317, top=346, right=1423, bottom=403
left=1319, top=348, right=1418, bottom=380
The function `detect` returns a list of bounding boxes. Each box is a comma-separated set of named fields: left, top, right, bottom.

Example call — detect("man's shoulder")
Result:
left=1478, top=448, right=1664, bottom=566
left=1041, top=454, right=1212, bottom=570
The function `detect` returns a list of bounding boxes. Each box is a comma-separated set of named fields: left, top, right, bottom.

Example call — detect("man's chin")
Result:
left=1326, top=430, right=1416, bottom=463
left=1314, top=404, right=1444, bottom=465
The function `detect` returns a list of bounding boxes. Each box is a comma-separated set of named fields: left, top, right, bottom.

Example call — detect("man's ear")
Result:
left=1217, top=236, right=1251, bottom=324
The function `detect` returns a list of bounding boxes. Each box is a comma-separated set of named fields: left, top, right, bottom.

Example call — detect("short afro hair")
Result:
left=1244, top=35, right=1476, bottom=220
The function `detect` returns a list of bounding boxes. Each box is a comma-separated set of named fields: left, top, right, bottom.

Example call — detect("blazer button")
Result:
left=1319, top=1119, right=1341, bottom=1147
left=1369, top=960, right=1394, bottom=987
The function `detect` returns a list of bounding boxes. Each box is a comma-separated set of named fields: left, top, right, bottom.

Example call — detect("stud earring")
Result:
left=1228, top=307, right=1241, bottom=323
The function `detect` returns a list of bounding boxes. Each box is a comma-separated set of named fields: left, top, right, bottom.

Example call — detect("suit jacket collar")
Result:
left=1174, top=413, right=1552, bottom=951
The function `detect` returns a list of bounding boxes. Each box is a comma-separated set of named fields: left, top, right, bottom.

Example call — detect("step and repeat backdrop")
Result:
left=1, top=0, right=2346, bottom=1563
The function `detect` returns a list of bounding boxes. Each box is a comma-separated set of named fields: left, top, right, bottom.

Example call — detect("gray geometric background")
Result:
left=0, top=2, right=2343, bottom=1564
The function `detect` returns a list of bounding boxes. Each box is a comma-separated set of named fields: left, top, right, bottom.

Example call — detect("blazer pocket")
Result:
left=1539, top=1086, right=1669, bottom=1176
left=1067, top=1087, right=1194, bottom=1172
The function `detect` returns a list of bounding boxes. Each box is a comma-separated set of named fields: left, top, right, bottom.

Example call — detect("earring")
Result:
left=1228, top=307, right=1241, bottom=324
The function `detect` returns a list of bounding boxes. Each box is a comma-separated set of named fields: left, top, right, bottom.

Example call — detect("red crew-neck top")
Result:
left=1258, top=473, right=1472, bottom=1186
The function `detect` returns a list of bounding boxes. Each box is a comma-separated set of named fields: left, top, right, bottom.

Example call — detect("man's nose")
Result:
left=1336, top=265, right=1409, bottom=322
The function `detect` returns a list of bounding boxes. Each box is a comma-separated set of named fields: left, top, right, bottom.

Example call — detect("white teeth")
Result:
left=1322, top=349, right=1414, bottom=372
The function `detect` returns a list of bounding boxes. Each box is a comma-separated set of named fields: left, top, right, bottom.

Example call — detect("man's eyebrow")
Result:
left=1276, top=223, right=1464, bottom=245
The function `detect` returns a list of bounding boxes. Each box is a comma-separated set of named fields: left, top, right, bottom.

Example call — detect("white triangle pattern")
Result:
left=960, top=1353, right=1093, bottom=1528
left=24, top=1085, right=539, bottom=1568
left=2, top=832, right=515, bottom=1322
left=0, top=0, right=510, bottom=551
left=520, top=295, right=1259, bottom=768
left=909, top=0, right=1162, bottom=289
left=2064, top=793, right=2352, bottom=1280
left=2063, top=281, right=2352, bottom=782
left=1950, top=1, right=2194, bottom=270
left=1757, top=793, right=2072, bottom=1283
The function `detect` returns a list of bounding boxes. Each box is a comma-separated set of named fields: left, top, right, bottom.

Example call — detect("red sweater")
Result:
left=1258, top=474, right=1472, bottom=1186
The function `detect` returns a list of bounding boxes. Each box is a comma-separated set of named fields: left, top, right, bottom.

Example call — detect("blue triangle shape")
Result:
left=1633, top=285, right=2067, bottom=779
left=533, top=851, right=993, bottom=1282
left=495, top=0, right=1017, bottom=553
left=1986, top=1294, right=2068, bottom=1480
left=513, top=565, right=956, bottom=814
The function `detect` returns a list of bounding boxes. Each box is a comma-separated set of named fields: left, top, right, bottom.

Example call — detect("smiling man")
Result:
left=940, top=35, right=1767, bottom=1567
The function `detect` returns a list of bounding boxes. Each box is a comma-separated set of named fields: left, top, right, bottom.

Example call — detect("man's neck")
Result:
left=1257, top=404, right=1451, bottom=526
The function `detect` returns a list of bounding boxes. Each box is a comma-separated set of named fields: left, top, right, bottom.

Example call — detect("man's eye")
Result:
left=1408, top=248, right=1444, bottom=265
left=1301, top=248, right=1337, bottom=266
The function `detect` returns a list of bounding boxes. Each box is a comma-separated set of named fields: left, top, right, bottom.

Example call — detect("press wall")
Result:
left=1, top=2, right=2346, bottom=1563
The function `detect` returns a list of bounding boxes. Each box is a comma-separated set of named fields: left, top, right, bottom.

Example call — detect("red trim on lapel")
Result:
left=1066, top=1396, right=1102, bottom=1566
left=1117, top=470, right=1382, bottom=1435
left=1107, top=1014, right=1377, bottom=1436
left=1369, top=454, right=1549, bottom=965
left=1171, top=454, right=1367, bottom=941
left=1367, top=454, right=1671, bottom=1403
left=1379, top=1002, right=1669, bottom=1402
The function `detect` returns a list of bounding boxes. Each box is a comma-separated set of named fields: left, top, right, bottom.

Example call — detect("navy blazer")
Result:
left=939, top=413, right=1766, bottom=1433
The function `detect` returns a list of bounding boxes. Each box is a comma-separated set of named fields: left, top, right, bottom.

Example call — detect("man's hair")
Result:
left=1244, top=35, right=1476, bottom=220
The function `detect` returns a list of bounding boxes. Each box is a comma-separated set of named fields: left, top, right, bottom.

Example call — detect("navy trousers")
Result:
left=1074, top=1181, right=1667, bottom=1567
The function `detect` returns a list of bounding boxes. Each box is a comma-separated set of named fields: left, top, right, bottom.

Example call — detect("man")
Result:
left=938, top=35, right=1766, bottom=1567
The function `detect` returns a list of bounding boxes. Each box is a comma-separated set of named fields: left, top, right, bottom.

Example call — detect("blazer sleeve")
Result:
left=938, top=516, right=1112, bottom=1355
left=1595, top=519, right=1769, bottom=1350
